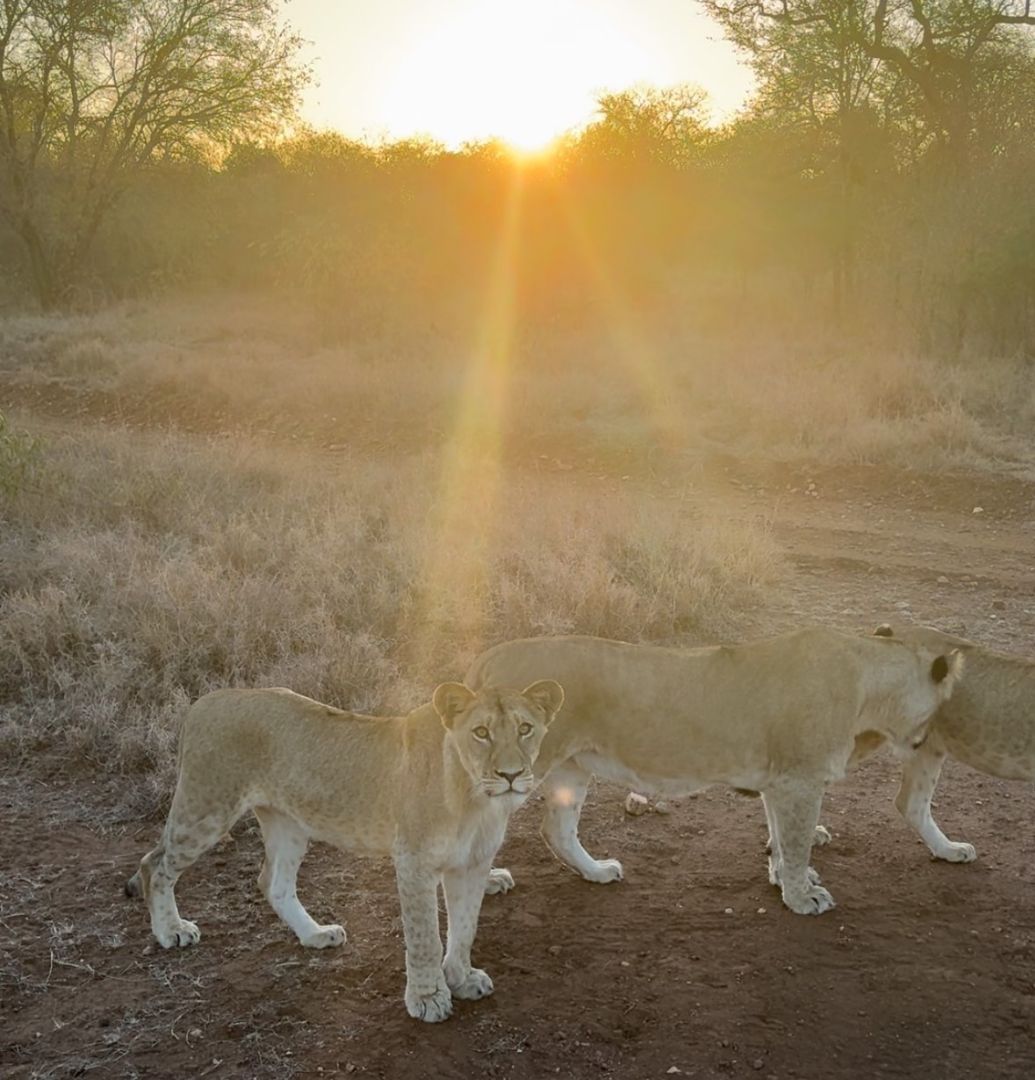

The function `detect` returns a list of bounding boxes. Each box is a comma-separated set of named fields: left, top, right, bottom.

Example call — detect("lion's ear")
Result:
left=873, top=624, right=894, bottom=637
left=521, top=679, right=564, bottom=723
left=931, top=649, right=964, bottom=686
left=433, top=683, right=476, bottom=729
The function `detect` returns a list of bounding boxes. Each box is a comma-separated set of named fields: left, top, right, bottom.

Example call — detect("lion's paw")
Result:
left=783, top=884, right=836, bottom=916
left=448, top=967, right=494, bottom=1000
left=581, top=858, right=623, bottom=884
left=485, top=868, right=515, bottom=895
left=814, top=825, right=832, bottom=846
left=405, top=982, right=453, bottom=1023
left=301, top=923, right=346, bottom=949
left=156, top=919, right=201, bottom=949
left=933, top=841, right=977, bottom=864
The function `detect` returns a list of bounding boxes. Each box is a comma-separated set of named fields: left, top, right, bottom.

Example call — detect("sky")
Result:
left=286, top=0, right=754, bottom=149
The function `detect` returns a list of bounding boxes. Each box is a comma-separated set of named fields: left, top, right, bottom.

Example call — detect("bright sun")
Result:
left=381, top=0, right=653, bottom=150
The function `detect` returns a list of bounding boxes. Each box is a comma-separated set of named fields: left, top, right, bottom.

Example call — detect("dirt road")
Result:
left=2, top=416, right=1034, bottom=1079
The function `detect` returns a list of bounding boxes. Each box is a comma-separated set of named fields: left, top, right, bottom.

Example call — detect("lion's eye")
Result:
left=518, top=722, right=533, bottom=736
left=473, top=726, right=490, bottom=740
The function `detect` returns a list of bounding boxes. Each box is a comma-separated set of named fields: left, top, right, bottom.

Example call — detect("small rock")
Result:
left=753, top=1060, right=765, bottom=1071
left=547, top=945, right=562, bottom=955
left=973, top=506, right=984, bottom=514
left=624, top=792, right=649, bottom=816
left=757, top=907, right=767, bottom=915
left=652, top=799, right=672, bottom=815
left=667, top=1067, right=682, bottom=1075
left=937, top=575, right=949, bottom=584
left=620, top=960, right=631, bottom=967
left=724, top=907, right=734, bottom=915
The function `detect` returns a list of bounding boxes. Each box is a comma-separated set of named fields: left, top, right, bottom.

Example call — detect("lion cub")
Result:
left=126, top=680, right=564, bottom=1023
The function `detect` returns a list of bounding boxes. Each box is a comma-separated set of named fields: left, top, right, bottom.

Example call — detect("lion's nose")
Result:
left=495, top=769, right=522, bottom=786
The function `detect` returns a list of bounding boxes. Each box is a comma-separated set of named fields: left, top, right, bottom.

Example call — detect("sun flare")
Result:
left=381, top=0, right=653, bottom=150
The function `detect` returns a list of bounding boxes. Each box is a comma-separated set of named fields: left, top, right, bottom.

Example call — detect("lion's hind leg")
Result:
left=145, top=791, right=242, bottom=948
left=762, top=795, right=830, bottom=865
left=763, top=780, right=834, bottom=915
left=483, top=868, right=515, bottom=895
left=254, top=807, right=345, bottom=949
left=894, top=737, right=976, bottom=863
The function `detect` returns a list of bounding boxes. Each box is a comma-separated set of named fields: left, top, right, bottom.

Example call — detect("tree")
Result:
left=576, top=84, right=710, bottom=167
left=701, top=0, right=1035, bottom=166
left=0, top=0, right=306, bottom=307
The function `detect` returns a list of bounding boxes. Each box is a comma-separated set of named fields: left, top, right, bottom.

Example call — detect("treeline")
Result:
left=1, top=1, right=1034, bottom=357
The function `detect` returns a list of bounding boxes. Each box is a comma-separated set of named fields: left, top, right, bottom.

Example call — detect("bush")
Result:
left=0, top=424, right=785, bottom=812
left=0, top=413, right=42, bottom=498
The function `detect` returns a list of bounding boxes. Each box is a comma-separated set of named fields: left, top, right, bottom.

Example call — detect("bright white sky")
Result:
left=286, top=0, right=753, bottom=149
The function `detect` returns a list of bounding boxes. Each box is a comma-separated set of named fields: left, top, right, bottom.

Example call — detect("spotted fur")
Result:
left=125, top=680, right=563, bottom=1022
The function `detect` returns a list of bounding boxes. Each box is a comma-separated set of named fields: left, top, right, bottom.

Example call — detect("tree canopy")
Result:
left=0, top=0, right=306, bottom=306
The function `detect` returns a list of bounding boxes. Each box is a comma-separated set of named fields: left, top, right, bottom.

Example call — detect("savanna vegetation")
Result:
left=1, top=0, right=1034, bottom=787
left=1, top=1, right=1033, bottom=353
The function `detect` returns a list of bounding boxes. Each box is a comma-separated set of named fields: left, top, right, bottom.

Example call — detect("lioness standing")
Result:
left=465, top=628, right=961, bottom=914
left=126, top=680, right=564, bottom=1022
left=870, top=623, right=1035, bottom=862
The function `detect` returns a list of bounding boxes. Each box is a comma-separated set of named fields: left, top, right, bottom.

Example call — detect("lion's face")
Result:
left=433, top=680, right=564, bottom=798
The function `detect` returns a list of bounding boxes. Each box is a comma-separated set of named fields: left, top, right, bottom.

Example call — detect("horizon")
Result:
left=287, top=0, right=754, bottom=149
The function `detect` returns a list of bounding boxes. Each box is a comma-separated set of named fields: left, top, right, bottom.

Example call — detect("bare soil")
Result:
left=3, top=383, right=1035, bottom=1079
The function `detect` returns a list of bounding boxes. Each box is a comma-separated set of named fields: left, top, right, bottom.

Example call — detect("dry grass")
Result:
left=4, top=291, right=1033, bottom=809
left=0, top=421, right=783, bottom=810
left=1, top=292, right=1033, bottom=472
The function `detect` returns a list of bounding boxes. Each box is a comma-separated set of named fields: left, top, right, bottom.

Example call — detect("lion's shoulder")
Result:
left=871, top=623, right=1035, bottom=773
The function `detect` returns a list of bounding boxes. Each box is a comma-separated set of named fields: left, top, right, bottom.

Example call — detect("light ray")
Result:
left=407, top=166, right=526, bottom=674
left=552, top=178, right=685, bottom=450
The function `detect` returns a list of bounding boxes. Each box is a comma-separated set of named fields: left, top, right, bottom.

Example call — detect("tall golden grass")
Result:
left=0, top=420, right=783, bottom=812
left=2, top=294, right=1031, bottom=472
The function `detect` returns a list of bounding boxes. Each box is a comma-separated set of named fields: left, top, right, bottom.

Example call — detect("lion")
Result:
left=465, top=628, right=961, bottom=915
left=864, top=623, right=1035, bottom=862
left=125, top=679, right=564, bottom=1023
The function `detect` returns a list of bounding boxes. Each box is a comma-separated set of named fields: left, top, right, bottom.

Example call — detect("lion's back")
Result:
left=174, top=688, right=398, bottom=826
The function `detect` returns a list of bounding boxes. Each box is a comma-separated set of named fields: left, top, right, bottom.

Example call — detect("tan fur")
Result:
left=125, top=680, right=563, bottom=1023
left=465, top=628, right=961, bottom=915
left=868, top=624, right=1035, bottom=862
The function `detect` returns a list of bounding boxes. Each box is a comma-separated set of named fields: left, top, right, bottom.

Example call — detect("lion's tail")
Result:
left=124, top=846, right=161, bottom=900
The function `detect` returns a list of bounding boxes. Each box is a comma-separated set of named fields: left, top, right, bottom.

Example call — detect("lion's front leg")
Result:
left=894, top=736, right=976, bottom=863
left=540, top=762, right=623, bottom=884
left=442, top=859, right=494, bottom=1001
left=393, top=853, right=452, bottom=1023
left=763, top=781, right=835, bottom=915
